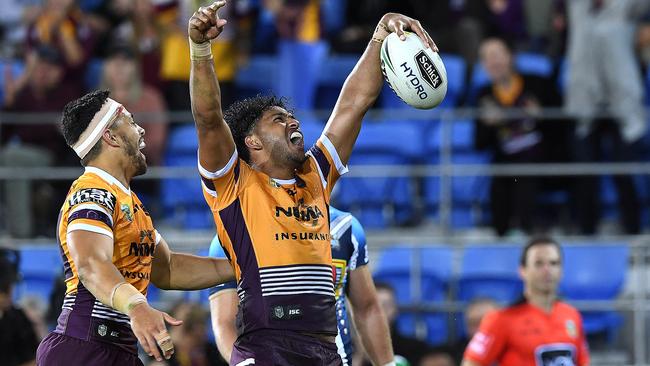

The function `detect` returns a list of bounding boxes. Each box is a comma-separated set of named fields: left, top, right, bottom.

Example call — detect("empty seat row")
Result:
left=373, top=244, right=629, bottom=345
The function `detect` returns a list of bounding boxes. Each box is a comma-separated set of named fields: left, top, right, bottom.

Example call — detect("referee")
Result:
left=462, top=237, right=590, bottom=366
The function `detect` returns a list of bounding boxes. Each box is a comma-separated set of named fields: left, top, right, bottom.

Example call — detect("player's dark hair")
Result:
left=60, top=90, right=111, bottom=166
left=223, top=95, right=289, bottom=164
left=520, top=237, right=562, bottom=267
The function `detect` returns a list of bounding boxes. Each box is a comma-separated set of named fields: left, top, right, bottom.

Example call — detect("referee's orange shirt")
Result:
left=464, top=300, right=590, bottom=366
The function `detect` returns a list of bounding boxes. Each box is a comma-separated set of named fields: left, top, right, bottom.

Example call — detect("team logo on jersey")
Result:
left=98, top=324, right=107, bottom=337
left=275, top=200, right=324, bottom=224
left=273, top=306, right=284, bottom=319
left=69, top=188, right=116, bottom=212
left=535, top=344, right=576, bottom=366
left=121, top=204, right=133, bottom=222
left=566, top=319, right=577, bottom=339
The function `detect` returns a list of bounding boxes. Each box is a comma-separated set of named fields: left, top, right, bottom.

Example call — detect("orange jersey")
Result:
left=200, top=136, right=347, bottom=336
left=464, top=300, right=590, bottom=366
left=54, top=167, right=160, bottom=354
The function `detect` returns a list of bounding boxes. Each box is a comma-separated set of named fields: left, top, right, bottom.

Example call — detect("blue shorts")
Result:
left=37, top=332, right=143, bottom=366
left=230, top=329, right=342, bottom=366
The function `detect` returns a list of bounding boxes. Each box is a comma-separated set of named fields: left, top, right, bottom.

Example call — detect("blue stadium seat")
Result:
left=320, top=0, right=347, bottom=37
left=458, top=245, right=523, bottom=304
left=423, top=151, right=491, bottom=227
left=236, top=55, right=277, bottom=97
left=277, top=41, right=329, bottom=109
left=439, top=54, right=466, bottom=108
left=0, top=58, right=25, bottom=106
left=315, top=56, right=358, bottom=109
left=333, top=121, right=423, bottom=227
left=514, top=52, right=553, bottom=78
left=373, top=246, right=453, bottom=344
left=560, top=243, right=629, bottom=342
left=84, top=58, right=104, bottom=90
left=17, top=245, right=62, bottom=303
left=297, top=113, right=325, bottom=147
left=166, top=125, right=199, bottom=155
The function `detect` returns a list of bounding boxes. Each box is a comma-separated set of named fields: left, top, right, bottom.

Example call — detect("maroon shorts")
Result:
left=37, top=332, right=143, bottom=366
left=230, top=329, right=342, bottom=366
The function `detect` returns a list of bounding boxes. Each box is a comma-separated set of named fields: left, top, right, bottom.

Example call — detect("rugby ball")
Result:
left=380, top=32, right=447, bottom=109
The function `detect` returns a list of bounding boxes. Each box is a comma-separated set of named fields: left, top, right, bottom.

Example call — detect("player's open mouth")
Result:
left=289, top=131, right=303, bottom=146
left=139, top=139, right=146, bottom=150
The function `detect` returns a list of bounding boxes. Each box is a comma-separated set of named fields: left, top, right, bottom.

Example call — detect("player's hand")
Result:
left=128, top=302, right=183, bottom=362
left=379, top=13, right=438, bottom=51
left=188, top=0, right=228, bottom=44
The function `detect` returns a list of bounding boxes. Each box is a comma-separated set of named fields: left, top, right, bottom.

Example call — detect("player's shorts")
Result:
left=230, top=329, right=342, bottom=366
left=37, top=332, right=143, bottom=366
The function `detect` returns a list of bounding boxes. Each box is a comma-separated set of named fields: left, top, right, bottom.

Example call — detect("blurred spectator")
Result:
left=101, top=44, right=168, bottom=166
left=483, top=0, right=527, bottom=49
left=1, top=45, right=80, bottom=238
left=25, top=0, right=96, bottom=89
left=159, top=0, right=251, bottom=113
left=265, top=0, right=321, bottom=42
left=475, top=37, right=567, bottom=236
left=0, top=0, right=41, bottom=57
left=449, top=298, right=500, bottom=364
left=418, top=346, right=455, bottom=366
left=19, top=295, right=48, bottom=340
left=405, top=0, right=487, bottom=74
left=45, top=273, right=65, bottom=330
left=99, top=0, right=164, bottom=89
left=329, top=0, right=394, bottom=54
left=564, top=0, right=650, bottom=235
left=636, top=11, right=650, bottom=66
left=360, top=282, right=430, bottom=366
left=167, top=302, right=224, bottom=366
left=0, top=253, right=40, bottom=366
left=522, top=0, right=555, bottom=53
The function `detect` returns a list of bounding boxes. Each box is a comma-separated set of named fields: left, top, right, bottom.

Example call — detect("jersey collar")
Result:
left=271, top=177, right=296, bottom=185
left=85, top=166, right=131, bottom=195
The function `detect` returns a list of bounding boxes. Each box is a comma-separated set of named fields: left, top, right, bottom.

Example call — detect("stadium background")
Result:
left=1, top=0, right=650, bottom=365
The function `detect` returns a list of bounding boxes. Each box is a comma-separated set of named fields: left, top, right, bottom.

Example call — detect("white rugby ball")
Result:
left=380, top=32, right=447, bottom=109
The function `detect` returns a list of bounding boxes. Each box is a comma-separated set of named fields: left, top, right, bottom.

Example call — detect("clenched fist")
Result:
left=188, top=0, right=228, bottom=44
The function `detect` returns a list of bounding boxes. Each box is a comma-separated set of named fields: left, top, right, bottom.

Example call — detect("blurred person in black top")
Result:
left=0, top=249, right=39, bottom=366
left=1, top=45, right=82, bottom=238
left=358, top=282, right=429, bottom=366
left=475, top=37, right=570, bottom=236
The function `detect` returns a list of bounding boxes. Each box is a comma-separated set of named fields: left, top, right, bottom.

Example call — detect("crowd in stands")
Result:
left=0, top=0, right=650, bottom=238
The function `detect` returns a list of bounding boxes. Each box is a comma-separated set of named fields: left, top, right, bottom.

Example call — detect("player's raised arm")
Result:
left=323, top=13, right=436, bottom=164
left=188, top=0, right=236, bottom=172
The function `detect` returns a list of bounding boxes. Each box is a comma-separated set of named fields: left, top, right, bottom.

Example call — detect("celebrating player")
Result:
left=187, top=1, right=434, bottom=364
left=462, top=237, right=590, bottom=366
left=36, top=90, right=235, bottom=366
left=208, top=207, right=394, bottom=366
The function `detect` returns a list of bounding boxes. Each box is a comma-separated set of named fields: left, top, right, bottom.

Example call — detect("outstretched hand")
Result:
left=188, top=0, right=228, bottom=44
left=379, top=13, right=438, bottom=51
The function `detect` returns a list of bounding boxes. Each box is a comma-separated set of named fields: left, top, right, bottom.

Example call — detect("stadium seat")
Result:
left=333, top=121, right=423, bottom=228
left=235, top=55, right=278, bottom=97
left=373, top=246, right=453, bottom=344
left=17, top=245, right=62, bottom=303
left=438, top=54, right=466, bottom=108
left=277, top=41, right=329, bottom=109
left=315, top=56, right=358, bottom=109
left=514, top=52, right=553, bottom=78
left=458, top=244, right=523, bottom=304
left=560, top=243, right=629, bottom=342
left=0, top=58, right=25, bottom=106
left=84, top=58, right=104, bottom=90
